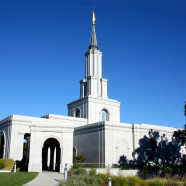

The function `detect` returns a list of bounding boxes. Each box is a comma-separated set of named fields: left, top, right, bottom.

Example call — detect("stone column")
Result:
left=53, top=147, right=56, bottom=171
left=47, top=147, right=50, bottom=169
left=50, top=146, right=54, bottom=171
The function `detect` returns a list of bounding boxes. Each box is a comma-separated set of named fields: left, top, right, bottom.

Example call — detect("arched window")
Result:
left=74, top=108, right=80, bottom=118
left=101, top=109, right=109, bottom=121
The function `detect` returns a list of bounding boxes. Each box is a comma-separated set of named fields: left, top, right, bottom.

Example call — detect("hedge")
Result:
left=0, top=159, right=14, bottom=170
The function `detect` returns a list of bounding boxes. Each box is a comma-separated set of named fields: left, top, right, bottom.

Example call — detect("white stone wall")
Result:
left=28, top=130, right=72, bottom=173
left=68, top=96, right=120, bottom=124
left=101, top=78, right=108, bottom=98
left=0, top=113, right=182, bottom=173
left=87, top=96, right=120, bottom=124
left=105, top=122, right=179, bottom=166
left=86, top=168, right=138, bottom=176
left=133, top=124, right=176, bottom=149
left=0, top=114, right=81, bottom=173
left=104, top=122, right=180, bottom=166
left=105, top=123, right=133, bottom=166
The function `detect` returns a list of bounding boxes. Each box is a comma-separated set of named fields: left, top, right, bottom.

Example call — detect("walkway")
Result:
left=24, top=172, right=64, bottom=186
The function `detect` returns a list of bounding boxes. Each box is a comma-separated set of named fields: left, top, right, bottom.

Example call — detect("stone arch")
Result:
left=74, top=108, right=81, bottom=118
left=0, top=131, right=5, bottom=158
left=42, top=137, right=61, bottom=172
left=41, top=135, right=62, bottom=149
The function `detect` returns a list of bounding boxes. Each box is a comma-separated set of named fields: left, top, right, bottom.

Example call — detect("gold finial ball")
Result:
left=92, top=10, right=96, bottom=25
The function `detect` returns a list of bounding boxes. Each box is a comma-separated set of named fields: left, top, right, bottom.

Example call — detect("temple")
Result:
left=0, top=10, right=183, bottom=173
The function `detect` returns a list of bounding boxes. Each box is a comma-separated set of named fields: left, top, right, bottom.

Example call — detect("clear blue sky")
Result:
left=0, top=0, right=185, bottom=129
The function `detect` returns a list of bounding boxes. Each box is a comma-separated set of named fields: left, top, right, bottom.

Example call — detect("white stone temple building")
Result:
left=0, top=11, right=182, bottom=173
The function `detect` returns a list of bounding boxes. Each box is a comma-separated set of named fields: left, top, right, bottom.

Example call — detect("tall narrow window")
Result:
left=84, top=82, right=87, bottom=97
left=102, top=109, right=109, bottom=121
left=75, top=108, right=80, bottom=118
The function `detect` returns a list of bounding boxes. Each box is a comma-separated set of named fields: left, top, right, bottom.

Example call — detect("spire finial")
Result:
left=89, top=8, right=98, bottom=50
left=92, top=8, right=96, bottom=25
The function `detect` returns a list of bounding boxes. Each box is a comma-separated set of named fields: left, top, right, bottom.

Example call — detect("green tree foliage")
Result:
left=73, top=152, right=87, bottom=165
left=135, top=130, right=181, bottom=167
left=173, top=125, right=186, bottom=146
left=173, top=102, right=186, bottom=146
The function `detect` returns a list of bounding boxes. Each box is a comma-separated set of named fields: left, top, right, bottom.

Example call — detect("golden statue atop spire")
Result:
left=92, top=9, right=96, bottom=25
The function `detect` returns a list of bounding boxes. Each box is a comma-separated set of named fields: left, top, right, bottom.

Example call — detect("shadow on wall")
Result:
left=118, top=129, right=183, bottom=168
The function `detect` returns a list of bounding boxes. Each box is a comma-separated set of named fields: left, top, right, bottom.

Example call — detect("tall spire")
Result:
left=89, top=9, right=98, bottom=49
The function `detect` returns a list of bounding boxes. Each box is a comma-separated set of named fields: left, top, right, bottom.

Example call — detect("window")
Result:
left=101, top=109, right=109, bottom=121
left=75, top=108, right=80, bottom=118
left=84, top=82, right=87, bottom=97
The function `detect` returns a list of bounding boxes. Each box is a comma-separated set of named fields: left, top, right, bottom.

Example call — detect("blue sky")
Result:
left=0, top=0, right=185, bottom=129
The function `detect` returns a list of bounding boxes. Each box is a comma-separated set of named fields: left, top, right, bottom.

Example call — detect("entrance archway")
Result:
left=42, top=138, right=61, bottom=172
left=22, top=133, right=30, bottom=171
left=0, top=132, right=5, bottom=158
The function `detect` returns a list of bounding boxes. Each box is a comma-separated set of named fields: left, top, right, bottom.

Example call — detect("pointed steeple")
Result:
left=89, top=9, right=98, bottom=49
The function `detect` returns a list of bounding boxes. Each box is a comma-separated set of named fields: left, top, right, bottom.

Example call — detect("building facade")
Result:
left=0, top=10, right=182, bottom=172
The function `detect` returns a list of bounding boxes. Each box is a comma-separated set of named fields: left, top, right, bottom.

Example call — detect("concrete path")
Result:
left=24, top=172, right=64, bottom=186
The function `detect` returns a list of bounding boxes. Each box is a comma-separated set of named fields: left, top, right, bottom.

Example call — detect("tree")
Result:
left=166, top=137, right=181, bottom=165
left=173, top=125, right=186, bottom=146
left=135, top=130, right=181, bottom=167
left=73, top=152, right=87, bottom=165
left=135, top=130, right=160, bottom=166
left=173, top=102, right=186, bottom=146
left=158, top=134, right=168, bottom=165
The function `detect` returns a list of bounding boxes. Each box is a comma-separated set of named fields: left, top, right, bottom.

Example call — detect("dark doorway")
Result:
left=0, top=133, right=5, bottom=158
left=42, top=138, right=61, bottom=172
left=21, top=133, right=30, bottom=171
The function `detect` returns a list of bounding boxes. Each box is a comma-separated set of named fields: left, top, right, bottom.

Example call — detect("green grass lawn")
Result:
left=0, top=172, right=38, bottom=186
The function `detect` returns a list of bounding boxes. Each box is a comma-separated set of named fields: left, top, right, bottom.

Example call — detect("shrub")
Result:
left=60, top=174, right=104, bottom=186
left=146, top=179, right=165, bottom=186
left=97, top=173, right=108, bottom=184
left=73, top=153, right=87, bottom=165
left=89, top=168, right=96, bottom=176
left=0, top=159, right=14, bottom=170
left=71, top=167, right=87, bottom=175
left=60, top=171, right=186, bottom=186
left=72, top=163, right=79, bottom=169
left=126, top=176, right=144, bottom=186
left=111, top=175, right=145, bottom=186
left=112, top=175, right=128, bottom=186
left=98, top=173, right=145, bottom=186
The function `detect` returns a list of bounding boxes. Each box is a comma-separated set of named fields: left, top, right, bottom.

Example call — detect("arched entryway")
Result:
left=42, top=138, right=61, bottom=172
left=22, top=133, right=30, bottom=171
left=0, top=132, right=5, bottom=158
